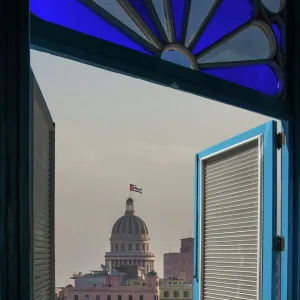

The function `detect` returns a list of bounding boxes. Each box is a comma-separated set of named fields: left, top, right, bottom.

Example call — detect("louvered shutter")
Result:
left=194, top=121, right=277, bottom=300
left=33, top=72, right=55, bottom=300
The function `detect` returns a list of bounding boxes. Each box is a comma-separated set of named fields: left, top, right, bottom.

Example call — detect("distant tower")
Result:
left=105, top=198, right=155, bottom=274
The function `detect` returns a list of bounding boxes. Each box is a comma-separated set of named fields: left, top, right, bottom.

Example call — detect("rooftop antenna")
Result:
left=169, top=246, right=172, bottom=252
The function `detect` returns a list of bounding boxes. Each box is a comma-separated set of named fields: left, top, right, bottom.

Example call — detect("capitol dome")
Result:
left=105, top=197, right=155, bottom=275
left=111, top=198, right=149, bottom=237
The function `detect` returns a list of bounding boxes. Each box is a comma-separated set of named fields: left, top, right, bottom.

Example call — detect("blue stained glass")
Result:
left=185, top=0, right=217, bottom=47
left=192, top=0, right=253, bottom=55
left=170, top=0, right=186, bottom=42
left=93, top=0, right=149, bottom=42
left=128, top=0, right=160, bottom=39
left=272, top=23, right=282, bottom=52
left=201, top=64, right=282, bottom=96
left=30, top=0, right=152, bottom=55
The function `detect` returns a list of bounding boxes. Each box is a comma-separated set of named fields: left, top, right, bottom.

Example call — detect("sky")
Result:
left=31, top=50, right=270, bottom=286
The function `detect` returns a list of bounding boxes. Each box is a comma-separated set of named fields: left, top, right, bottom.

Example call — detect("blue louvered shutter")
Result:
left=194, top=121, right=277, bottom=300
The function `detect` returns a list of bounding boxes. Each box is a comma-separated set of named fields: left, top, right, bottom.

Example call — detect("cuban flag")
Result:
left=130, top=184, right=143, bottom=194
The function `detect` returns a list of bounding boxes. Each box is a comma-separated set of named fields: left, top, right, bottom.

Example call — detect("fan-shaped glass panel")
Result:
left=261, top=0, right=285, bottom=13
left=197, top=22, right=275, bottom=64
left=31, top=0, right=285, bottom=96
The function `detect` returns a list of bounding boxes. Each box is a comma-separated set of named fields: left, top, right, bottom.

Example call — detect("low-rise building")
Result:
left=164, top=238, right=194, bottom=283
left=59, top=271, right=159, bottom=300
left=160, top=278, right=192, bottom=300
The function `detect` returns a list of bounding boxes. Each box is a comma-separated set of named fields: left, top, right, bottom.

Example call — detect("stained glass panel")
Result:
left=31, top=0, right=285, bottom=97
left=152, top=0, right=169, bottom=41
left=261, top=0, right=285, bottom=13
left=272, top=23, right=281, bottom=50
left=169, top=0, right=186, bottom=43
left=197, top=22, right=275, bottom=64
left=185, top=0, right=217, bottom=47
left=30, top=0, right=153, bottom=54
left=91, top=0, right=148, bottom=42
left=191, top=0, right=253, bottom=55
left=202, top=64, right=282, bottom=96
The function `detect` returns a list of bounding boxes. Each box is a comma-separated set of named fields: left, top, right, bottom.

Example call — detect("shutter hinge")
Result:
left=193, top=268, right=198, bottom=281
left=275, top=132, right=286, bottom=149
left=273, top=235, right=285, bottom=252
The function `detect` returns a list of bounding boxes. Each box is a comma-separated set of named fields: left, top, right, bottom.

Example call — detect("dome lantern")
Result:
left=125, top=198, right=135, bottom=215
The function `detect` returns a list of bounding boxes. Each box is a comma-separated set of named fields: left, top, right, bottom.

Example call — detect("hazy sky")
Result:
left=31, top=50, right=270, bottom=286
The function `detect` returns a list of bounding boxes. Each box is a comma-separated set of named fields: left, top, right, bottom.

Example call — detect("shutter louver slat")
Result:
left=201, top=140, right=260, bottom=300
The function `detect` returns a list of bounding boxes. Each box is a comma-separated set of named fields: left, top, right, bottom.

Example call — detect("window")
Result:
left=140, top=295, right=144, bottom=300
left=74, top=296, right=79, bottom=300
left=96, top=296, right=100, bottom=300
left=107, top=296, right=111, bottom=300
left=121, top=244, right=125, bottom=251
left=136, top=244, right=139, bottom=251
left=163, top=291, right=169, bottom=298
left=154, top=296, right=157, bottom=300
left=183, top=291, right=189, bottom=298
left=85, top=295, right=90, bottom=300
left=129, top=296, right=133, bottom=300
left=173, top=292, right=179, bottom=298
left=118, top=295, right=122, bottom=300
left=115, top=244, right=118, bottom=251
left=142, top=244, right=145, bottom=251
left=182, top=259, right=185, bottom=264
left=129, top=244, right=132, bottom=251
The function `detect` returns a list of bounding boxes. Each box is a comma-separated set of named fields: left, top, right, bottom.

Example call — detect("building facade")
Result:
left=160, top=278, right=192, bottom=300
left=58, top=272, right=159, bottom=300
left=105, top=198, right=155, bottom=274
left=163, top=238, right=194, bottom=283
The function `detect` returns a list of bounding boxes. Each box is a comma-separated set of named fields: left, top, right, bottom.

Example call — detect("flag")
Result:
left=130, top=184, right=143, bottom=194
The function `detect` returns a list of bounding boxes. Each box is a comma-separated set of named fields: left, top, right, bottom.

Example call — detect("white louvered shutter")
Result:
left=202, top=139, right=260, bottom=300
left=33, top=73, right=55, bottom=300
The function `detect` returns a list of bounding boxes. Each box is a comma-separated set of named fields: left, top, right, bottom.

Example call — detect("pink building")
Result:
left=58, top=273, right=159, bottom=300
left=163, top=238, right=194, bottom=283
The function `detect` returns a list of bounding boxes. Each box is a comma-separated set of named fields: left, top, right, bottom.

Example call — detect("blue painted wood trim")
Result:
left=30, top=15, right=292, bottom=121
left=281, top=121, right=294, bottom=300
left=193, top=154, right=200, bottom=299
left=1, top=0, right=33, bottom=299
left=194, top=121, right=277, bottom=300
left=285, top=0, right=300, bottom=297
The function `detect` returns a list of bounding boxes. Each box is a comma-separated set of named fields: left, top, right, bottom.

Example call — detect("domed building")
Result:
left=105, top=198, right=155, bottom=274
